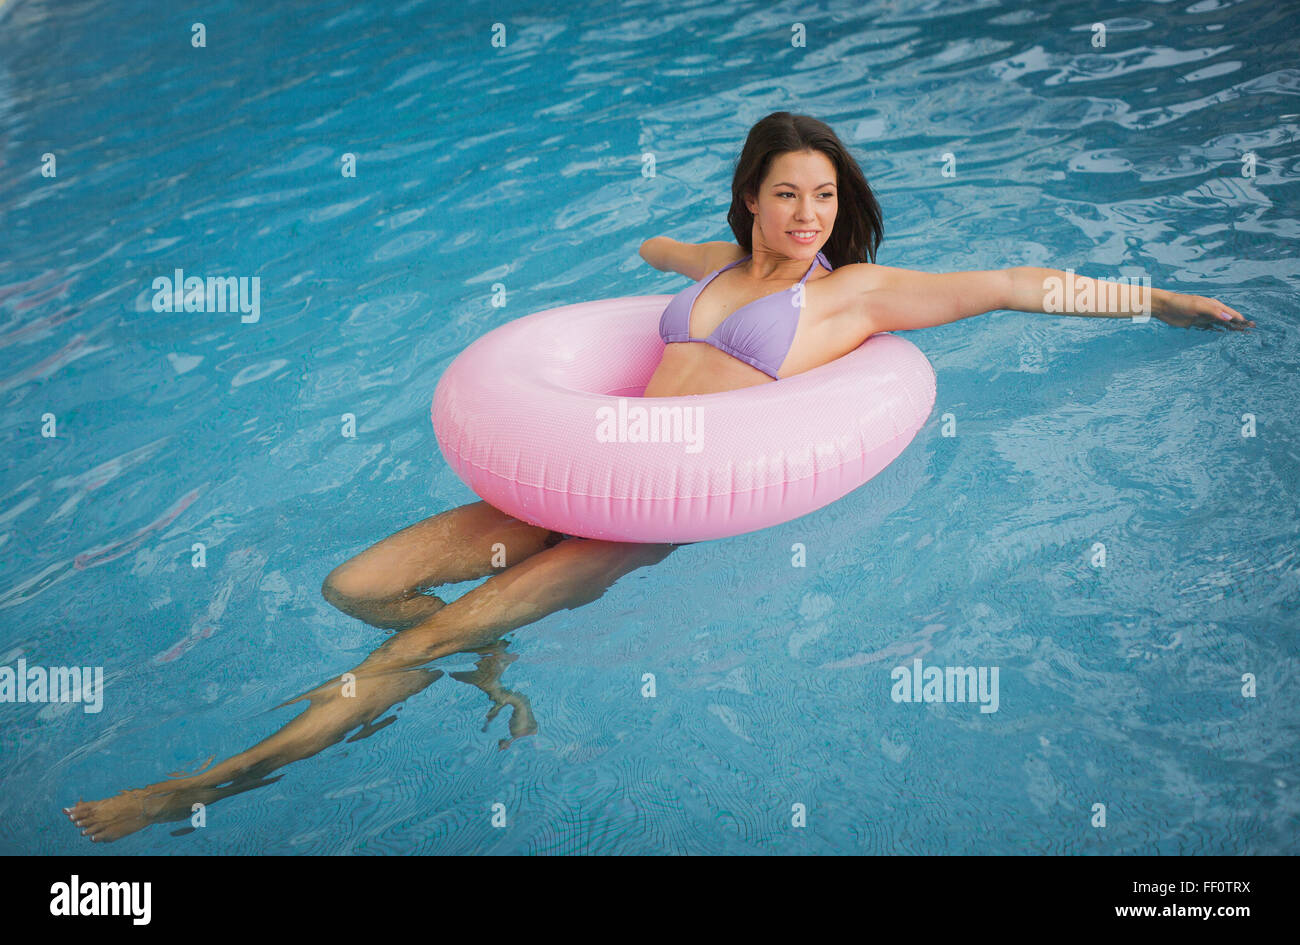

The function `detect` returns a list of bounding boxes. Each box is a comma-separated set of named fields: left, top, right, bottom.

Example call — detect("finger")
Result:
left=1208, top=300, right=1247, bottom=323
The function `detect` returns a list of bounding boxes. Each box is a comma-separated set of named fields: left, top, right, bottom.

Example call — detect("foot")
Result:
left=449, top=641, right=539, bottom=749
left=483, top=689, right=538, bottom=750
left=64, top=787, right=192, bottom=843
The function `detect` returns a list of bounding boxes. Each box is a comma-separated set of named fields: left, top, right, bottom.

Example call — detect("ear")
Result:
left=743, top=190, right=757, bottom=215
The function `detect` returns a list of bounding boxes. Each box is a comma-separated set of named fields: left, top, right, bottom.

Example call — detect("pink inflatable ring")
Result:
left=432, top=295, right=936, bottom=543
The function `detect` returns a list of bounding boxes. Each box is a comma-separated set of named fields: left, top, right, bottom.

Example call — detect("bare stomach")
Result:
left=641, top=342, right=776, bottom=397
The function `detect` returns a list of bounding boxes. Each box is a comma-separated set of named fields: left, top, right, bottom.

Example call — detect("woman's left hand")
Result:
left=1155, top=291, right=1254, bottom=330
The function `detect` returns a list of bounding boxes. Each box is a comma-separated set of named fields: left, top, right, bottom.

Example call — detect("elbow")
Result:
left=639, top=237, right=663, bottom=270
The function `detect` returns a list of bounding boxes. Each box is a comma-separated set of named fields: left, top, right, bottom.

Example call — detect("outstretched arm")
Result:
left=852, top=265, right=1009, bottom=333
left=849, top=264, right=1252, bottom=334
left=1002, top=266, right=1252, bottom=330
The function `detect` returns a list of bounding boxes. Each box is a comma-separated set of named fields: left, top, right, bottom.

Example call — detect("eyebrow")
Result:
left=771, top=182, right=836, bottom=189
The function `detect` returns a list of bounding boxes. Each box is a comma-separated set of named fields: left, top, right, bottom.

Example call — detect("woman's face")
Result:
left=744, top=149, right=838, bottom=257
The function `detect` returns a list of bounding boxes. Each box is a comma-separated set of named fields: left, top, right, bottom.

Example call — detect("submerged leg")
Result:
left=364, top=537, right=678, bottom=671
left=66, top=537, right=677, bottom=842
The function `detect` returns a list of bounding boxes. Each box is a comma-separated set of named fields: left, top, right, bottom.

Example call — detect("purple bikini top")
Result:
left=657, top=251, right=832, bottom=379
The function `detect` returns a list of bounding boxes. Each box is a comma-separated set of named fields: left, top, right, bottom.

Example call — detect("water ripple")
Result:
left=0, top=0, right=1295, bottom=855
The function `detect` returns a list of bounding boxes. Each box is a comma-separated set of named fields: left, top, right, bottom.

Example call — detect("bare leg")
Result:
left=66, top=536, right=677, bottom=842
left=319, top=500, right=564, bottom=730
left=362, top=537, right=677, bottom=670
left=320, top=500, right=560, bottom=629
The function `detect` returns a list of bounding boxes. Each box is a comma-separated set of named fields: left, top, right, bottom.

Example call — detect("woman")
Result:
left=65, top=112, right=1249, bottom=841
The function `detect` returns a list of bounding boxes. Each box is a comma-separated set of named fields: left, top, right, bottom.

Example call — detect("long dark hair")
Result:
left=726, top=112, right=883, bottom=268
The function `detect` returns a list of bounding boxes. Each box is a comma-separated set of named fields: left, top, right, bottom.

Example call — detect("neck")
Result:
left=745, top=242, right=819, bottom=281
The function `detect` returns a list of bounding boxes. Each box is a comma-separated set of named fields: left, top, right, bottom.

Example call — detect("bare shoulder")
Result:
left=642, top=238, right=746, bottom=281
left=709, top=240, right=749, bottom=270
left=820, top=261, right=890, bottom=292
left=809, top=262, right=879, bottom=320
left=690, top=240, right=747, bottom=280
left=810, top=261, right=944, bottom=321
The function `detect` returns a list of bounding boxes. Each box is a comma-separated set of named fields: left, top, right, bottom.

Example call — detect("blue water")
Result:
left=2, top=0, right=1297, bottom=854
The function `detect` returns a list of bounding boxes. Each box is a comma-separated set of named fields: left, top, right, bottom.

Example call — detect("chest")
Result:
left=685, top=268, right=827, bottom=339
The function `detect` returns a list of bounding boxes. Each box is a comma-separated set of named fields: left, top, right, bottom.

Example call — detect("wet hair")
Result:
left=726, top=112, right=883, bottom=267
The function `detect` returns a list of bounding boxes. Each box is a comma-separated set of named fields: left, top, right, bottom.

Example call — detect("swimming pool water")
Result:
left=1, top=0, right=1297, bottom=854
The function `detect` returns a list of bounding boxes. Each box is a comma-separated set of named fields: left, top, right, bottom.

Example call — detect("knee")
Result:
left=321, top=563, right=373, bottom=613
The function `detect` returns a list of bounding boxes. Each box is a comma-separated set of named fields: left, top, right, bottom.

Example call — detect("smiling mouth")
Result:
left=788, top=230, right=819, bottom=237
